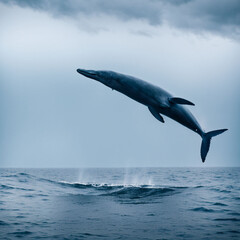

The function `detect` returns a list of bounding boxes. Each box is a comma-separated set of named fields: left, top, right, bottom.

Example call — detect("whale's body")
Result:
left=77, top=69, right=227, bottom=162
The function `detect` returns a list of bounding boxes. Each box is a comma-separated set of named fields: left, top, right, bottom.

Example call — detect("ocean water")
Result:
left=0, top=168, right=239, bottom=240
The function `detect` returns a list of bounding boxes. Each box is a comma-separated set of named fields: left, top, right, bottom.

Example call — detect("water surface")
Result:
left=0, top=168, right=239, bottom=239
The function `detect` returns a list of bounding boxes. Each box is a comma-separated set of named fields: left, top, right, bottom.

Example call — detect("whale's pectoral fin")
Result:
left=148, top=106, right=164, bottom=123
left=169, top=97, right=195, bottom=106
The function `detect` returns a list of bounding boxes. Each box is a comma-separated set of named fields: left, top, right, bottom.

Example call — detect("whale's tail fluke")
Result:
left=201, top=129, right=228, bottom=163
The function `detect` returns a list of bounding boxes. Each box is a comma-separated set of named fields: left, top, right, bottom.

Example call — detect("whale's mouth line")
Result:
left=77, top=69, right=97, bottom=78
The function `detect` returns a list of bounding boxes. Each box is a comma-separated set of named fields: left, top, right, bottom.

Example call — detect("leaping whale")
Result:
left=77, top=69, right=227, bottom=162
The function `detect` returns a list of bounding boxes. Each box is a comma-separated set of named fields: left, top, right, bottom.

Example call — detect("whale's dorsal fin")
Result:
left=148, top=106, right=164, bottom=123
left=169, top=97, right=195, bottom=106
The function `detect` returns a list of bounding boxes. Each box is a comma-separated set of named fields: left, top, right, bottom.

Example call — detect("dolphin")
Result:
left=76, top=69, right=228, bottom=162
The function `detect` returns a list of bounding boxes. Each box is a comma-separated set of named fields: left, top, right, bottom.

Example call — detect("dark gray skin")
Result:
left=77, top=69, right=227, bottom=162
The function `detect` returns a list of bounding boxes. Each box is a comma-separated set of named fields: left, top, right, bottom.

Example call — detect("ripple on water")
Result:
left=227, top=212, right=240, bottom=216
left=213, top=202, right=228, bottom=207
left=0, top=184, right=14, bottom=190
left=8, top=231, right=33, bottom=237
left=214, top=218, right=240, bottom=222
left=228, top=230, right=240, bottom=234
left=191, top=207, right=215, bottom=213
left=0, top=220, right=9, bottom=226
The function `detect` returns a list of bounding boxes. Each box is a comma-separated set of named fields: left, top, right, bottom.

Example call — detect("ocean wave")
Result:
left=228, top=230, right=240, bottom=234
left=213, top=202, right=228, bottom=206
left=0, top=184, right=34, bottom=192
left=103, top=186, right=176, bottom=199
left=0, top=184, right=15, bottom=190
left=57, top=181, right=186, bottom=199
left=0, top=171, right=189, bottom=199
left=214, top=218, right=240, bottom=222
left=59, top=181, right=123, bottom=190
left=191, top=207, right=215, bottom=213
left=0, top=220, right=9, bottom=226
left=227, top=212, right=240, bottom=216
left=2, top=172, right=33, bottom=178
left=8, top=231, right=32, bottom=236
left=59, top=181, right=124, bottom=190
left=210, top=187, right=232, bottom=193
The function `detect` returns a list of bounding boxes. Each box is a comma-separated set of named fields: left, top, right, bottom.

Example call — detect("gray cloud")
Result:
left=0, top=0, right=163, bottom=24
left=1, top=0, right=240, bottom=37
left=165, top=0, right=240, bottom=37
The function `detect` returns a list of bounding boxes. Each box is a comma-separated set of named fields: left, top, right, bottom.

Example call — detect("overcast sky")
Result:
left=0, top=0, right=240, bottom=167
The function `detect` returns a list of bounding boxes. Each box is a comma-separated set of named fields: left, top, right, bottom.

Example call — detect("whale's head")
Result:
left=77, top=68, right=119, bottom=89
